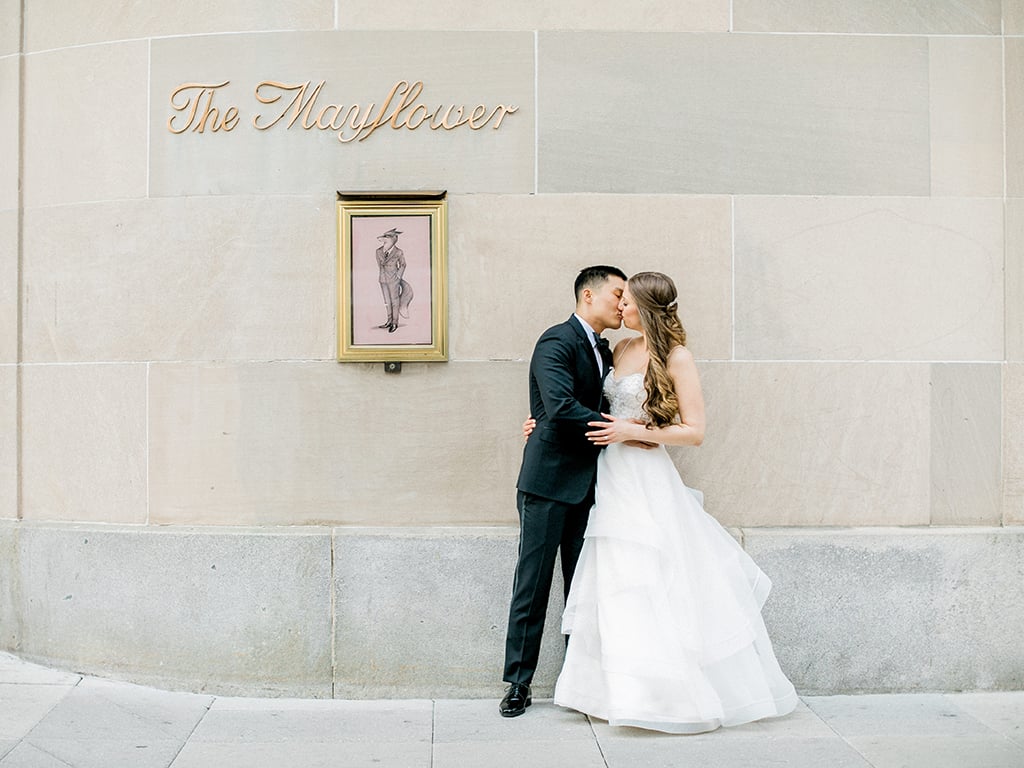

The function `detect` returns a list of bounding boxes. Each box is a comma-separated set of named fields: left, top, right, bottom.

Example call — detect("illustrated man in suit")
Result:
left=376, top=228, right=413, bottom=333
left=500, top=265, right=628, bottom=717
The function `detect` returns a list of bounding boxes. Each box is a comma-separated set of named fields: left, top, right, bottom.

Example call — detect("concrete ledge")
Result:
left=747, top=527, right=1024, bottom=693
left=333, top=527, right=565, bottom=698
left=1, top=521, right=1021, bottom=697
left=1, top=522, right=334, bottom=698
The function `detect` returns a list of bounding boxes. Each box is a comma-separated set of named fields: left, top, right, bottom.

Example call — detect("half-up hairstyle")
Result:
left=628, top=272, right=688, bottom=428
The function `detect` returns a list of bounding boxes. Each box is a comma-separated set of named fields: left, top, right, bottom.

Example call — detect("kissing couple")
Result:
left=500, top=266, right=798, bottom=734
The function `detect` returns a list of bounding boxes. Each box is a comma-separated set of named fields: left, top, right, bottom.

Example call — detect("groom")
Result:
left=499, top=265, right=627, bottom=717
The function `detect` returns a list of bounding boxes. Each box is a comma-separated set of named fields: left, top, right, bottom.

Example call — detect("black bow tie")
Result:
left=595, top=336, right=611, bottom=365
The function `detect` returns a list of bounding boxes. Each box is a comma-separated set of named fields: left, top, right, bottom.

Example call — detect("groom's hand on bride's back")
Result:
left=521, top=414, right=653, bottom=448
left=624, top=439, right=658, bottom=449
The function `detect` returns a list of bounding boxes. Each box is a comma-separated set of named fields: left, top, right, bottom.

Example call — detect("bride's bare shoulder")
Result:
left=667, top=345, right=697, bottom=374
left=667, top=344, right=693, bottom=363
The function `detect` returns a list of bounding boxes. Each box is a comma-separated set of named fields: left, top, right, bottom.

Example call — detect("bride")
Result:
left=551, top=271, right=798, bottom=733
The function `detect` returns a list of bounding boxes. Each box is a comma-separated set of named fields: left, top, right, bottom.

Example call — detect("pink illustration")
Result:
left=351, top=215, right=433, bottom=346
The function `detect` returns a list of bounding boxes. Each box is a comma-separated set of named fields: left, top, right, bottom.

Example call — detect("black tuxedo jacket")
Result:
left=516, top=316, right=611, bottom=505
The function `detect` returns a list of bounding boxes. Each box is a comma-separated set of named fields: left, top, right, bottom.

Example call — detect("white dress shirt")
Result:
left=573, top=314, right=606, bottom=375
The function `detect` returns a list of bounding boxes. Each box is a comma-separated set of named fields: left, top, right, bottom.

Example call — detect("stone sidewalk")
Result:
left=1, top=653, right=1022, bottom=768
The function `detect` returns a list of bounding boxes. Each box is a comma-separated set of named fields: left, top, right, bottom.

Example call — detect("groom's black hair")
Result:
left=574, top=265, right=627, bottom=301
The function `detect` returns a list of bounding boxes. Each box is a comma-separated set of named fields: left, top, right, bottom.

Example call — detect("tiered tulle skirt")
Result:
left=553, top=443, right=799, bottom=733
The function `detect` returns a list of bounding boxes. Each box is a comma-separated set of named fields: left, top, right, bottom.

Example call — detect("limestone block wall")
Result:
left=1, top=1, right=1022, bottom=696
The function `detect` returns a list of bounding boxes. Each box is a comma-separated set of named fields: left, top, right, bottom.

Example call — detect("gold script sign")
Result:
left=167, top=80, right=519, bottom=142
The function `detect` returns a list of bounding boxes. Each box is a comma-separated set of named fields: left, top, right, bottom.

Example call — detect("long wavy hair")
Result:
left=628, top=272, right=688, bottom=428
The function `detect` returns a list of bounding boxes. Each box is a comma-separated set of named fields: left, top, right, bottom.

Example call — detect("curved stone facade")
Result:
left=2, top=2, right=1022, bottom=695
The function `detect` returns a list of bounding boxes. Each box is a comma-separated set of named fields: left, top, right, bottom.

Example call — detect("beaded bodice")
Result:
left=604, top=371, right=647, bottom=422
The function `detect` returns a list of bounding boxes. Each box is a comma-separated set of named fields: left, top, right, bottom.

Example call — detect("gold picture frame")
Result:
left=337, top=191, right=448, bottom=362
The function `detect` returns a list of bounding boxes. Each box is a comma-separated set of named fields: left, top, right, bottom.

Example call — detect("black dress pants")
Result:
left=502, top=489, right=591, bottom=685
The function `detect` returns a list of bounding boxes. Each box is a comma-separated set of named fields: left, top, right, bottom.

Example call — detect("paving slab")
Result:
left=169, top=741, right=431, bottom=768
left=0, top=742, right=70, bottom=768
left=433, top=698, right=593, bottom=742
left=0, top=685, right=74, bottom=741
left=589, top=700, right=872, bottom=768
left=25, top=677, right=211, bottom=743
left=2, top=652, right=1024, bottom=768
left=0, top=655, right=79, bottom=686
left=10, top=738, right=186, bottom=768
left=946, top=692, right=1024, bottom=747
left=844, top=735, right=1024, bottom=768
left=432, top=700, right=605, bottom=768
left=589, top=699, right=836, bottom=741
left=433, top=738, right=607, bottom=768
left=599, top=734, right=874, bottom=768
left=209, top=697, right=429, bottom=712
left=190, top=699, right=432, bottom=744
left=803, top=693, right=995, bottom=737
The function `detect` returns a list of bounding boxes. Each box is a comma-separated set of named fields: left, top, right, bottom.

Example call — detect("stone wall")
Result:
left=1, top=522, right=1021, bottom=697
left=1, top=1, right=1022, bottom=695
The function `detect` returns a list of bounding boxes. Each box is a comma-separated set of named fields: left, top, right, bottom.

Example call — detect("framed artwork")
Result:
left=336, top=192, right=448, bottom=362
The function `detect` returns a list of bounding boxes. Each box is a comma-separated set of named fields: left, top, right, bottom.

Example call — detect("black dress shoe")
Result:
left=499, top=683, right=532, bottom=717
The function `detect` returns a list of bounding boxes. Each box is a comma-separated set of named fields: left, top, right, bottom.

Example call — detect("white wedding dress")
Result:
left=553, top=371, right=799, bottom=733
